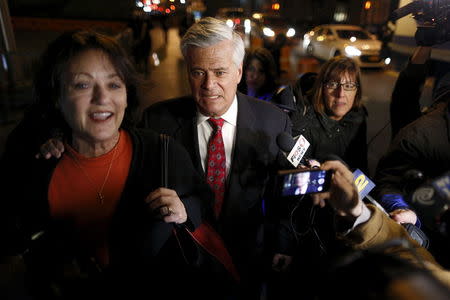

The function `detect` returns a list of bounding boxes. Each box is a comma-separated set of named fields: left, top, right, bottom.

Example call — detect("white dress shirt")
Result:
left=197, top=95, right=238, bottom=177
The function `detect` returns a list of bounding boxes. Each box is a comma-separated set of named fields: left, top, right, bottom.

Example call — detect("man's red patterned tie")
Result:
left=206, top=118, right=226, bottom=218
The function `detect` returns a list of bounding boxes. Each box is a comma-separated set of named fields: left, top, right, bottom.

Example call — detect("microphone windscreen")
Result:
left=276, top=132, right=295, bottom=152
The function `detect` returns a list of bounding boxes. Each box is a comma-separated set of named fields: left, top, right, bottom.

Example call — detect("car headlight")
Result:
left=286, top=28, right=295, bottom=38
left=263, top=27, right=275, bottom=37
left=226, top=19, right=234, bottom=28
left=345, top=46, right=361, bottom=57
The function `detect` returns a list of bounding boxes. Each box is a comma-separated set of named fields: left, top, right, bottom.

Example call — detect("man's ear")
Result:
left=237, top=62, right=243, bottom=83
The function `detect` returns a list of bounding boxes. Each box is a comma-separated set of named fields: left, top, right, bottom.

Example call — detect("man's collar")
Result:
left=196, top=95, right=238, bottom=126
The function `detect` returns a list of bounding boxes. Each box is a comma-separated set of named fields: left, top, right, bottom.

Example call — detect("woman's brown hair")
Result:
left=32, top=29, right=141, bottom=134
left=310, top=56, right=362, bottom=116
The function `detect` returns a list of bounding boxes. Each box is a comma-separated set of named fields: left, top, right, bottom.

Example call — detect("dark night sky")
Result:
left=7, top=0, right=369, bottom=26
left=8, top=0, right=136, bottom=19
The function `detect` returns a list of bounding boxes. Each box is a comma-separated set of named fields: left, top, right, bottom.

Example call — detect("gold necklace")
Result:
left=67, top=141, right=119, bottom=205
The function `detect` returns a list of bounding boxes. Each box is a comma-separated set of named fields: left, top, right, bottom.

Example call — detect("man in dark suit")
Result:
left=140, top=17, right=293, bottom=298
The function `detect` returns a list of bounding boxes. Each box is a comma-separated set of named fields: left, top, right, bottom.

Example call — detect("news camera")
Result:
left=390, top=0, right=450, bottom=46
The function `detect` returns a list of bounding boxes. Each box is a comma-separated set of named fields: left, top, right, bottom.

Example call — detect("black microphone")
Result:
left=276, top=132, right=295, bottom=153
left=408, top=171, right=450, bottom=229
left=276, top=132, right=310, bottom=168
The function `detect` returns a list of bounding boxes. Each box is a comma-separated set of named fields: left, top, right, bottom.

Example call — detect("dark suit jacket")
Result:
left=140, top=92, right=292, bottom=278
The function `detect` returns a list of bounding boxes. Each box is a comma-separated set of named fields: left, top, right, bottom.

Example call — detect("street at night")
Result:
left=1, top=1, right=450, bottom=299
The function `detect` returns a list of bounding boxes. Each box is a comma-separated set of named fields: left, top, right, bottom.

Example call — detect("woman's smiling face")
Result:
left=60, top=49, right=127, bottom=146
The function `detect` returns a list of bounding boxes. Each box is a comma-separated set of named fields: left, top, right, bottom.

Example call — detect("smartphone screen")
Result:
left=278, top=169, right=332, bottom=197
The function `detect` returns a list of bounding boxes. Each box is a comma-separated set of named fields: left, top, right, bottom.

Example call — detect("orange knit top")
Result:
left=48, top=130, right=132, bottom=267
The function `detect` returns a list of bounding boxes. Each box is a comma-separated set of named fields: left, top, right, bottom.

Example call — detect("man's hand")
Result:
left=389, top=208, right=418, bottom=225
left=35, top=138, right=65, bottom=159
left=311, top=160, right=364, bottom=221
left=145, top=187, right=187, bottom=224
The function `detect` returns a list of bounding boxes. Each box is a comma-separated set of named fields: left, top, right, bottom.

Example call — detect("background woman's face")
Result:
left=323, top=71, right=357, bottom=121
left=60, top=49, right=127, bottom=145
left=245, top=58, right=266, bottom=92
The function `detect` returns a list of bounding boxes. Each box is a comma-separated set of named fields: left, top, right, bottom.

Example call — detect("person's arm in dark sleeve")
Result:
left=373, top=132, right=423, bottom=226
left=390, top=46, right=431, bottom=139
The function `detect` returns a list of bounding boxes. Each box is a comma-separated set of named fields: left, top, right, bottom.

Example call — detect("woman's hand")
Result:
left=35, top=138, right=65, bottom=159
left=311, top=160, right=363, bottom=221
left=145, top=188, right=187, bottom=224
left=389, top=208, right=418, bottom=225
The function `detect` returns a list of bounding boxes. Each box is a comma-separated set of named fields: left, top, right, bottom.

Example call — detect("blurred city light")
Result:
left=286, top=28, right=296, bottom=38
left=152, top=53, right=160, bottom=66
left=263, top=27, right=275, bottom=37
left=252, top=13, right=262, bottom=19
left=334, top=12, right=346, bottom=22
left=226, top=19, right=234, bottom=27
left=1, top=54, right=8, bottom=71
left=244, top=19, right=251, bottom=33
left=345, top=46, right=361, bottom=56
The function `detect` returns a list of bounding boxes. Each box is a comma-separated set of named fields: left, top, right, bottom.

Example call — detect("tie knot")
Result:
left=208, top=118, right=225, bottom=131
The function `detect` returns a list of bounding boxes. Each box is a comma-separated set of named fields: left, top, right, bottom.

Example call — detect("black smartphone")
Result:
left=277, top=169, right=332, bottom=198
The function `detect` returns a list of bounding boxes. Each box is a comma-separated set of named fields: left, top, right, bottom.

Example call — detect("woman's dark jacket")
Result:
left=0, top=126, right=213, bottom=298
left=290, top=99, right=368, bottom=173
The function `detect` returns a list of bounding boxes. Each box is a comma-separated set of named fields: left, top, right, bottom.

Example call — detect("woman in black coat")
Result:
left=291, top=56, right=368, bottom=172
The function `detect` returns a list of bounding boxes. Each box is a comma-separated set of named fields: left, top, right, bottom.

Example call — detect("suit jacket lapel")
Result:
left=226, top=93, right=257, bottom=197
left=173, top=98, right=204, bottom=177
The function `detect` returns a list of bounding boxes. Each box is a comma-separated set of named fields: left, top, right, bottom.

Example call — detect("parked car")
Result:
left=303, top=24, right=390, bottom=68
left=252, top=13, right=297, bottom=43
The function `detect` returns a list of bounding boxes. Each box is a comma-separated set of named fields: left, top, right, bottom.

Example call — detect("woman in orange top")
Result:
left=0, top=30, right=212, bottom=299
